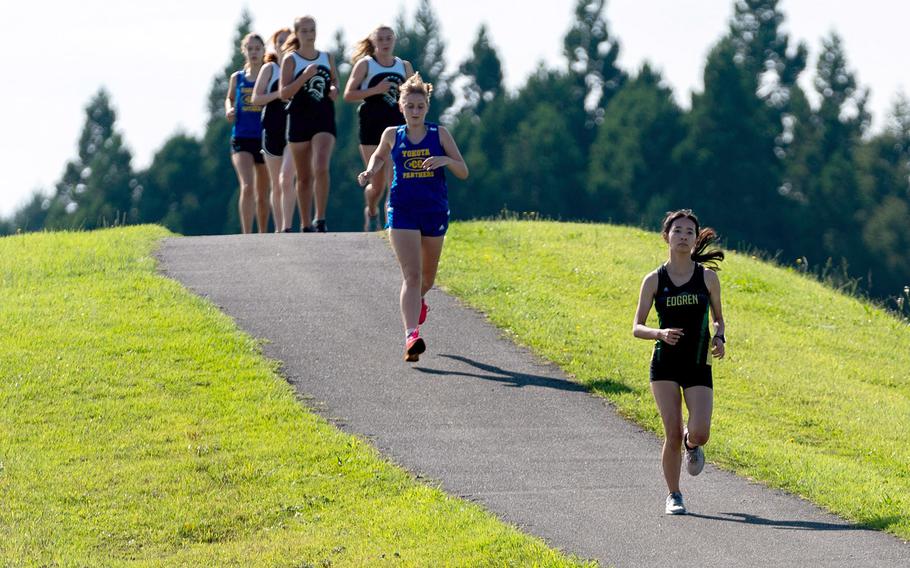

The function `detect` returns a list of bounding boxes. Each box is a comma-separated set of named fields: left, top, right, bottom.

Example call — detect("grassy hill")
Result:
left=0, top=226, right=591, bottom=566
left=438, top=220, right=910, bottom=540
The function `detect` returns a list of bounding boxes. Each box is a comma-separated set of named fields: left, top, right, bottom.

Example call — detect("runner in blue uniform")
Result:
left=279, top=16, right=338, bottom=233
left=252, top=27, right=296, bottom=232
left=226, top=33, right=270, bottom=233
left=633, top=209, right=726, bottom=515
left=357, top=73, right=469, bottom=361
left=344, top=25, right=413, bottom=231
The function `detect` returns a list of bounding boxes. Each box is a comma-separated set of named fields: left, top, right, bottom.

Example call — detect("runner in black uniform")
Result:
left=633, top=209, right=726, bottom=515
left=252, top=27, right=296, bottom=232
left=279, top=16, right=338, bottom=233
left=226, top=33, right=270, bottom=234
left=344, top=25, right=414, bottom=231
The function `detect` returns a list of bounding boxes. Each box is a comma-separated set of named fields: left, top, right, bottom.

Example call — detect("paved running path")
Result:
left=158, top=233, right=909, bottom=567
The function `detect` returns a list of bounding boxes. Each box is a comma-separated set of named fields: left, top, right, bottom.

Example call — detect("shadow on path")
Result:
left=686, top=511, right=877, bottom=533
left=414, top=354, right=632, bottom=395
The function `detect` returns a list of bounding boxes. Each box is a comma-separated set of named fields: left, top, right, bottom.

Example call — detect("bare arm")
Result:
left=328, top=53, right=339, bottom=101
left=357, top=127, right=396, bottom=186
left=423, top=126, right=469, bottom=179
left=403, top=60, right=414, bottom=78
left=279, top=56, right=315, bottom=100
left=705, top=268, right=726, bottom=359
left=633, top=271, right=682, bottom=344
left=251, top=64, right=280, bottom=106
left=224, top=72, right=238, bottom=123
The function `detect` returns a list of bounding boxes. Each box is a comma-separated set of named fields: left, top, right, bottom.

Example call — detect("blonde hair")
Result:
left=351, top=25, right=394, bottom=64
left=283, top=16, right=316, bottom=53
left=264, top=27, right=292, bottom=64
left=399, top=72, right=433, bottom=103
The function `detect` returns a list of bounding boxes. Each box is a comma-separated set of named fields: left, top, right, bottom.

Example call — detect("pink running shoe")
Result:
left=404, top=329, right=426, bottom=362
left=418, top=298, right=429, bottom=325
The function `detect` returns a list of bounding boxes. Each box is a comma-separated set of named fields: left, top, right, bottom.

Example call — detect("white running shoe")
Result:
left=684, top=429, right=705, bottom=476
left=665, top=492, right=686, bottom=515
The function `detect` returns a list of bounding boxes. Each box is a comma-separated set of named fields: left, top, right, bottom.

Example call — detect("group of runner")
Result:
left=226, top=17, right=416, bottom=234
left=227, top=16, right=727, bottom=517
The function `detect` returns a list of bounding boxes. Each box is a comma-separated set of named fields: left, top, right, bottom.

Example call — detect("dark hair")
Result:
left=661, top=209, right=725, bottom=269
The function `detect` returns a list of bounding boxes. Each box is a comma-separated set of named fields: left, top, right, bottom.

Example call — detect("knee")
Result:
left=297, top=173, right=313, bottom=188
left=313, top=163, right=330, bottom=178
left=402, top=272, right=421, bottom=289
left=687, top=427, right=710, bottom=447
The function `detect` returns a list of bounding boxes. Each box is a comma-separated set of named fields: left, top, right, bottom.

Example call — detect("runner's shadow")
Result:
left=414, top=354, right=631, bottom=394
left=686, top=512, right=873, bottom=532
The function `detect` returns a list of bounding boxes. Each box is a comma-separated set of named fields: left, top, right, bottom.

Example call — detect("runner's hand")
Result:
left=357, top=169, right=373, bottom=187
left=659, top=328, right=684, bottom=345
left=422, top=156, right=449, bottom=171
left=225, top=107, right=236, bottom=123
left=711, top=336, right=725, bottom=359
left=374, top=79, right=394, bottom=94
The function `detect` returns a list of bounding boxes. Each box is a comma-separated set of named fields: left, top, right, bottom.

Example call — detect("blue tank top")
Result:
left=232, top=70, right=263, bottom=139
left=389, top=123, right=448, bottom=212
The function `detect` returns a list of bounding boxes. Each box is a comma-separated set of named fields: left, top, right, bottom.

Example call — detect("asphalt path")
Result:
left=158, top=232, right=909, bottom=567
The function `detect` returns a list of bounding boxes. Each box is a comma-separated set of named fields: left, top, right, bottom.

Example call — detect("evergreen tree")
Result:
left=675, top=38, right=787, bottom=250
left=587, top=64, right=685, bottom=226
left=458, top=25, right=504, bottom=117
left=137, top=132, right=207, bottom=234
left=395, top=0, right=454, bottom=123
left=802, top=32, right=870, bottom=265
left=563, top=0, right=625, bottom=133
left=43, top=89, right=137, bottom=230
left=501, top=102, right=585, bottom=218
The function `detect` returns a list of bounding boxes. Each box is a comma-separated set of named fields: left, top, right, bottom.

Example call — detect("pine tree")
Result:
left=587, top=64, right=685, bottom=226
left=43, top=89, right=137, bottom=230
left=394, top=0, right=454, bottom=123
left=458, top=25, right=504, bottom=117
left=137, top=133, right=206, bottom=234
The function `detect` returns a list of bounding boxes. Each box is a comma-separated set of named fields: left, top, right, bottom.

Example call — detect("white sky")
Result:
left=2, top=0, right=906, bottom=216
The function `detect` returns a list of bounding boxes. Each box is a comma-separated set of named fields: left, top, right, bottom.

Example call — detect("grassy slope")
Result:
left=0, top=226, right=591, bottom=567
left=439, top=220, right=910, bottom=540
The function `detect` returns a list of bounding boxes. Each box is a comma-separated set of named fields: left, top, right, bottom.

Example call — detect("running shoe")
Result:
left=314, top=220, right=327, bottom=233
left=418, top=298, right=429, bottom=325
left=665, top=492, right=686, bottom=515
left=404, top=329, right=426, bottom=362
left=302, top=225, right=316, bottom=233
left=684, top=428, right=705, bottom=476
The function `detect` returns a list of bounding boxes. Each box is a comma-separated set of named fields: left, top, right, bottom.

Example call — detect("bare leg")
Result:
left=651, top=381, right=684, bottom=494
left=279, top=152, right=297, bottom=231
left=420, top=235, right=445, bottom=297
left=264, top=154, right=284, bottom=232
left=683, top=386, right=713, bottom=447
left=389, top=229, right=423, bottom=333
left=289, top=141, right=314, bottom=230
left=231, top=152, right=256, bottom=234
left=311, top=132, right=335, bottom=223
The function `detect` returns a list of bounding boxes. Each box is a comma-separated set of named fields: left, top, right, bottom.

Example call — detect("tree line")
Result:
left=4, top=0, right=909, bottom=304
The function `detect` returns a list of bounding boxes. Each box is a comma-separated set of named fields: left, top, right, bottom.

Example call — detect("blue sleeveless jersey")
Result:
left=232, top=70, right=263, bottom=139
left=389, top=124, right=448, bottom=212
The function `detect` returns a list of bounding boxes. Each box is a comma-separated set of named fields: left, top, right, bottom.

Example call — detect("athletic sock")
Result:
left=684, top=432, right=698, bottom=451
left=406, top=327, right=417, bottom=338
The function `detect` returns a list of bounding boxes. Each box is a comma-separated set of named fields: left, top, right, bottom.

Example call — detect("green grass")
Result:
left=439, top=220, right=910, bottom=540
left=0, top=226, right=593, bottom=567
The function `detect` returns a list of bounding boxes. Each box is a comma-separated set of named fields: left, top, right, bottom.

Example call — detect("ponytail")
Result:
left=265, top=27, right=292, bottom=64
left=661, top=209, right=725, bottom=269
left=351, top=37, right=375, bottom=64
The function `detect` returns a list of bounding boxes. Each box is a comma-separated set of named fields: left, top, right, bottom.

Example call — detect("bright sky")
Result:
left=3, top=0, right=907, bottom=217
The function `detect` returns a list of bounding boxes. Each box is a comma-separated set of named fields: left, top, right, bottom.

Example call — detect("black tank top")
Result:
left=652, top=263, right=712, bottom=366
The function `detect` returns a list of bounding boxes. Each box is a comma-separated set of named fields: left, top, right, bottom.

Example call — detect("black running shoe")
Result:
left=302, top=225, right=316, bottom=233
left=314, top=219, right=327, bottom=233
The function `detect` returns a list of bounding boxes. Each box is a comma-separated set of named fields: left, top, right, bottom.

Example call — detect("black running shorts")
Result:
left=231, top=137, right=265, bottom=164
